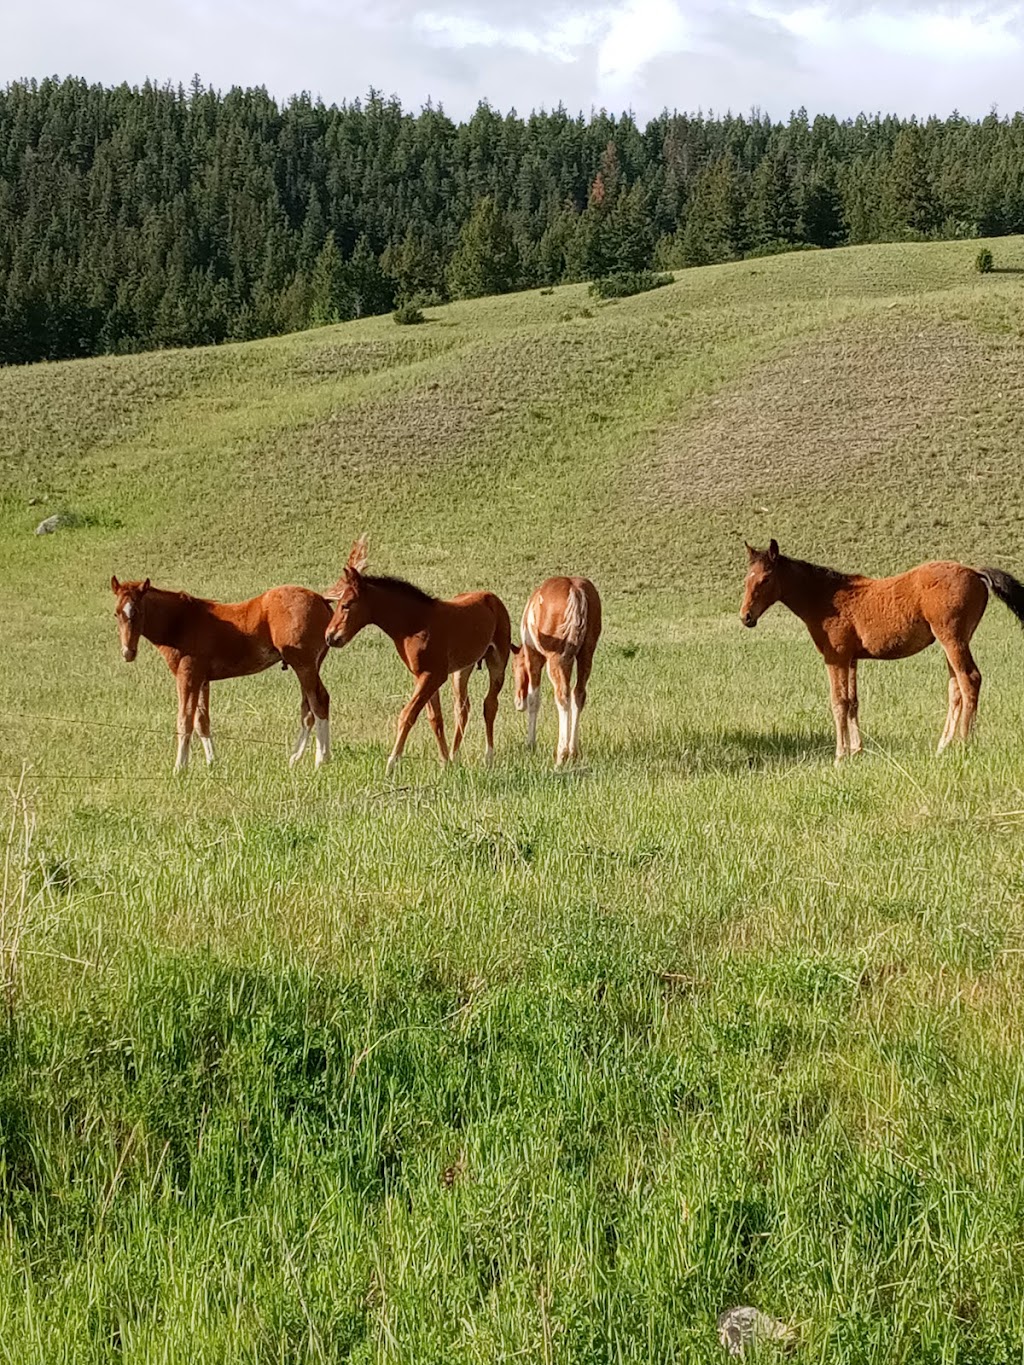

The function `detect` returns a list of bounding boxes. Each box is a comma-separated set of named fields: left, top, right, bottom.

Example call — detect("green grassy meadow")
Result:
left=4, top=240, right=1024, bottom=1361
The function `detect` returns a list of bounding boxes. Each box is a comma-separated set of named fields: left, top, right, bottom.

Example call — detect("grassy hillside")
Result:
left=3, top=240, right=1024, bottom=1362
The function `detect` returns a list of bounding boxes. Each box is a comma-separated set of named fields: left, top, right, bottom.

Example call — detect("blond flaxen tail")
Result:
left=561, top=584, right=587, bottom=654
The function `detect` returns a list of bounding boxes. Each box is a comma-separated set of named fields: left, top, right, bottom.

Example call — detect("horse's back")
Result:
left=441, top=591, right=510, bottom=666
left=257, top=586, right=333, bottom=655
left=849, top=561, right=987, bottom=658
left=868, top=561, right=986, bottom=613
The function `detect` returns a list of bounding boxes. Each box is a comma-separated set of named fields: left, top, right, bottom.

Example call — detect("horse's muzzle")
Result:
left=325, top=631, right=345, bottom=649
left=122, top=646, right=137, bottom=662
left=740, top=612, right=756, bottom=628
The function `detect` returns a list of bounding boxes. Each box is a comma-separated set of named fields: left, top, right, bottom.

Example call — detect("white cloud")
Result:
left=596, top=0, right=692, bottom=90
left=4, top=0, right=1024, bottom=118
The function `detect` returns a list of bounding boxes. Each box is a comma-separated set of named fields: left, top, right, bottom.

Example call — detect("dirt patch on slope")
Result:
left=643, top=321, right=1024, bottom=508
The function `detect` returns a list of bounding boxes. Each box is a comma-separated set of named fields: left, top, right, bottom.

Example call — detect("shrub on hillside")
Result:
left=975, top=247, right=994, bottom=274
left=589, top=271, right=673, bottom=300
left=393, top=302, right=426, bottom=325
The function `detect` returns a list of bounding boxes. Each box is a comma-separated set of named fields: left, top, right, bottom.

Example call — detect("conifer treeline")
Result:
left=2, top=77, right=1023, bottom=364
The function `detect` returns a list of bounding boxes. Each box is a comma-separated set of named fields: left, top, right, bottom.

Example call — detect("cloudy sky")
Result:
left=5, top=0, right=1023, bottom=121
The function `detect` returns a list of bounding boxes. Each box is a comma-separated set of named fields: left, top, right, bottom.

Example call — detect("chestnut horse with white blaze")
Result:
left=511, top=576, right=602, bottom=764
left=740, top=540, right=1024, bottom=762
left=324, top=537, right=511, bottom=773
left=111, top=577, right=333, bottom=771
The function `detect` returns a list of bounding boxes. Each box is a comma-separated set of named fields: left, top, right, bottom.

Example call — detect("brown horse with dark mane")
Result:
left=324, top=537, right=511, bottom=773
left=511, top=576, right=602, bottom=764
left=740, top=540, right=1024, bottom=761
left=111, top=577, right=333, bottom=770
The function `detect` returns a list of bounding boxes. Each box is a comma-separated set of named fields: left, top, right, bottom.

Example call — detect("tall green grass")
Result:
left=3, top=240, right=1024, bottom=1360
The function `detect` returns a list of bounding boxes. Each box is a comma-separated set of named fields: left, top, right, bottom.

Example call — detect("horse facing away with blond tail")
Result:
left=512, top=576, right=602, bottom=765
left=740, top=540, right=1024, bottom=763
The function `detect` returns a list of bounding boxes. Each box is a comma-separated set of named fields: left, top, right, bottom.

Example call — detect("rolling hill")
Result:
left=2, top=240, right=1024, bottom=1362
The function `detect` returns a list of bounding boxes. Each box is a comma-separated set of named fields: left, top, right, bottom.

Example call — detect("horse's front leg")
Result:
left=174, top=665, right=202, bottom=772
left=826, top=660, right=851, bottom=765
left=846, top=661, right=862, bottom=756
left=386, top=671, right=446, bottom=774
left=425, top=690, right=451, bottom=765
left=195, top=681, right=215, bottom=765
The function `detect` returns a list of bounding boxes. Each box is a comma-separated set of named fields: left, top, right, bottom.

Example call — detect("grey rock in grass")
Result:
left=34, top=514, right=64, bottom=535
left=717, top=1307, right=795, bottom=1357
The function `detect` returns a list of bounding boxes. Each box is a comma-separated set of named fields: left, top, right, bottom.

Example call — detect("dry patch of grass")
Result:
left=646, top=321, right=1024, bottom=510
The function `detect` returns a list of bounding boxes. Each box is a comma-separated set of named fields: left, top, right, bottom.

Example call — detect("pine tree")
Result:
left=746, top=153, right=797, bottom=248
left=681, top=156, right=743, bottom=265
left=446, top=197, right=520, bottom=299
left=382, top=224, right=444, bottom=302
left=342, top=235, right=394, bottom=318
left=885, top=127, right=936, bottom=237
left=307, top=232, right=346, bottom=325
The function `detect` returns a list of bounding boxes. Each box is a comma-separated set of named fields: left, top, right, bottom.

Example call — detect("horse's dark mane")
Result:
left=781, top=554, right=854, bottom=585
left=363, top=574, right=437, bottom=604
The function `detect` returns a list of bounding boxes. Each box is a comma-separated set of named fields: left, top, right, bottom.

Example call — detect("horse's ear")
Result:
left=111, top=575, right=120, bottom=593
left=347, top=535, right=369, bottom=574
left=141, top=578, right=151, bottom=594
left=744, top=542, right=755, bottom=563
left=767, top=539, right=779, bottom=562
left=324, top=570, right=347, bottom=601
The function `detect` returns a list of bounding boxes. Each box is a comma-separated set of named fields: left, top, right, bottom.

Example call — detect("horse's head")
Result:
left=325, top=536, right=370, bottom=649
left=740, top=540, right=781, bottom=627
left=510, top=643, right=529, bottom=710
left=111, top=575, right=150, bottom=661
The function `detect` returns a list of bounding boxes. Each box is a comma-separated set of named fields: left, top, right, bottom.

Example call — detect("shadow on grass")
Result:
left=595, top=726, right=828, bottom=774
left=707, top=726, right=827, bottom=770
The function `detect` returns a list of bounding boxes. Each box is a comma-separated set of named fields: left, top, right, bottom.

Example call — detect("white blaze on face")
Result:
left=123, top=601, right=134, bottom=620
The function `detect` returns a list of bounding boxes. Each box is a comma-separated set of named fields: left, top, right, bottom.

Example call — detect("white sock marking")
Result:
left=314, top=716, right=330, bottom=766
left=290, top=720, right=311, bottom=766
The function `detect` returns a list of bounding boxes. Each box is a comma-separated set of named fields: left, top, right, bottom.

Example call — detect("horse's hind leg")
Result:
left=826, top=661, right=851, bottom=765
left=938, top=639, right=981, bottom=744
left=482, top=648, right=507, bottom=767
left=847, top=662, right=862, bottom=756
left=547, top=654, right=574, bottom=766
left=937, top=662, right=962, bottom=754
left=568, top=647, right=594, bottom=761
left=451, top=666, right=473, bottom=757
left=290, top=695, right=313, bottom=767
left=290, top=660, right=330, bottom=766
left=195, top=682, right=215, bottom=765
left=524, top=647, right=544, bottom=752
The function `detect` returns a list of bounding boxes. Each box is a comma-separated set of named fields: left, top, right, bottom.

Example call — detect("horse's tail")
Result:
left=480, top=594, right=512, bottom=670
left=561, top=582, right=588, bottom=654
left=979, top=567, right=1024, bottom=630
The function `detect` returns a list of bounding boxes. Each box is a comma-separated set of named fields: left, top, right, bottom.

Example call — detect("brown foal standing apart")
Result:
left=324, top=537, right=511, bottom=773
left=511, top=576, right=602, bottom=765
left=111, top=577, right=333, bottom=770
left=740, top=540, right=1024, bottom=762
